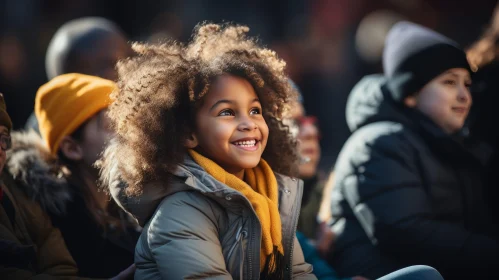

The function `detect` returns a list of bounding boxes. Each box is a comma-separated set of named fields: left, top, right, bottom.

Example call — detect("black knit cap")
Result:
left=383, top=21, right=472, bottom=101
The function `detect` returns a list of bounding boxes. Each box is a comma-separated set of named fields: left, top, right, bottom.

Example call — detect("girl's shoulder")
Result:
left=151, top=183, right=227, bottom=223
left=157, top=188, right=218, bottom=209
left=144, top=189, right=229, bottom=240
left=274, top=173, right=303, bottom=191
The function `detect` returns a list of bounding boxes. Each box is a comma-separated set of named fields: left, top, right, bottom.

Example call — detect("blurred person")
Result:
left=288, top=82, right=439, bottom=280
left=25, top=17, right=131, bottom=134
left=0, top=92, right=79, bottom=279
left=467, top=5, right=499, bottom=224
left=355, top=10, right=405, bottom=64
left=0, top=93, right=135, bottom=280
left=288, top=82, right=323, bottom=240
left=7, top=73, right=139, bottom=278
left=326, top=22, right=499, bottom=279
left=288, top=82, right=367, bottom=280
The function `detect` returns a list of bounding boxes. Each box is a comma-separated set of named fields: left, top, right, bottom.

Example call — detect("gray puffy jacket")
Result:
left=106, top=155, right=316, bottom=279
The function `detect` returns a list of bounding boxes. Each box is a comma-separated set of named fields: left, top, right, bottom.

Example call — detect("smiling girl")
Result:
left=100, top=23, right=316, bottom=279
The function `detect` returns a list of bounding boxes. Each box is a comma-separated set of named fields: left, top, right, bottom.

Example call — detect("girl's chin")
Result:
left=236, top=160, right=262, bottom=170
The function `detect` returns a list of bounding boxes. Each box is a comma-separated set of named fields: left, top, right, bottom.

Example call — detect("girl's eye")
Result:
left=443, top=80, right=457, bottom=86
left=250, top=107, right=261, bottom=115
left=218, top=109, right=235, bottom=116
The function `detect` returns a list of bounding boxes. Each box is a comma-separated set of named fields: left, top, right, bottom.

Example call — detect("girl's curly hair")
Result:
left=104, top=23, right=298, bottom=196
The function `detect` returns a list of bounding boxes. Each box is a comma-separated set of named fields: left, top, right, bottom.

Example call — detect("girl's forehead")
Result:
left=206, top=75, right=258, bottom=99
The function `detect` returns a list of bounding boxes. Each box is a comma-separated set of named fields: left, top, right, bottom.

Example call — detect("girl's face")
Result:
left=288, top=102, right=321, bottom=179
left=78, top=109, right=114, bottom=168
left=189, top=75, right=269, bottom=177
left=404, top=68, right=472, bottom=134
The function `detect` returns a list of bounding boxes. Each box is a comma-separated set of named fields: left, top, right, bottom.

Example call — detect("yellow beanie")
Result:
left=35, top=73, right=116, bottom=155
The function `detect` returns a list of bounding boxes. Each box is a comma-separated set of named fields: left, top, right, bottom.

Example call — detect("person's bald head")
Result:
left=45, top=17, right=131, bottom=80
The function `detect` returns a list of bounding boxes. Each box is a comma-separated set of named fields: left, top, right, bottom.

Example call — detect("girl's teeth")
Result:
left=235, top=140, right=256, bottom=146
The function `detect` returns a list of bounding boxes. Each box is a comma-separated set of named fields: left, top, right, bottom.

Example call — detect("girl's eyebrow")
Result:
left=450, top=72, right=472, bottom=83
left=210, top=99, right=234, bottom=112
left=444, top=71, right=470, bottom=81
left=209, top=98, right=260, bottom=112
left=445, top=72, right=459, bottom=78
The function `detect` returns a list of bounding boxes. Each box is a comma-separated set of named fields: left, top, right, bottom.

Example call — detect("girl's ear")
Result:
left=59, top=136, right=84, bottom=161
left=403, top=94, right=418, bottom=108
left=184, top=133, right=199, bottom=149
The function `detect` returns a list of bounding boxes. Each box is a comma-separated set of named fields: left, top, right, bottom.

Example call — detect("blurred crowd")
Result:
left=1, top=0, right=499, bottom=279
left=2, top=0, right=498, bottom=169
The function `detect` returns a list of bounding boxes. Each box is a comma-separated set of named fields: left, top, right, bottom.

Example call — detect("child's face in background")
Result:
left=0, top=126, right=9, bottom=174
left=77, top=109, right=114, bottom=169
left=405, top=68, right=472, bottom=134
left=192, top=75, right=269, bottom=176
left=288, top=102, right=321, bottom=179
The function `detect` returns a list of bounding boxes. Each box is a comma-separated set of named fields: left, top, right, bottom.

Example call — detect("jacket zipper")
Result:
left=224, top=192, right=260, bottom=279
left=285, top=179, right=303, bottom=279
left=248, top=212, right=257, bottom=279
left=227, top=226, right=247, bottom=260
left=239, top=229, right=247, bottom=279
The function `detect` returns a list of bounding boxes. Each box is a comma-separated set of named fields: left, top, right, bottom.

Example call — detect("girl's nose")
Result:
left=458, top=86, right=471, bottom=104
left=238, top=117, right=258, bottom=131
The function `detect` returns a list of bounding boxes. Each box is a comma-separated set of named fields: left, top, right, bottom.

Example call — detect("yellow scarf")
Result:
left=188, top=149, right=284, bottom=271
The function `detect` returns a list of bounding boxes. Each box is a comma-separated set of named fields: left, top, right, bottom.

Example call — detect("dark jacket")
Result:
left=6, top=131, right=139, bottom=278
left=470, top=61, right=499, bottom=224
left=327, top=75, right=499, bottom=279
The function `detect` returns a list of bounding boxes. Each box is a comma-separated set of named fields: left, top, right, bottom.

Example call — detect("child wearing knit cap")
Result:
left=326, top=22, right=499, bottom=279
left=5, top=73, right=138, bottom=278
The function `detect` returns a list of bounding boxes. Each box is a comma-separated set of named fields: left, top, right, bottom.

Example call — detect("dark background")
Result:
left=1, top=0, right=496, bottom=170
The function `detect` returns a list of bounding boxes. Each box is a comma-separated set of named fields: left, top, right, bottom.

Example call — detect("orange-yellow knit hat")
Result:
left=35, top=73, right=116, bottom=155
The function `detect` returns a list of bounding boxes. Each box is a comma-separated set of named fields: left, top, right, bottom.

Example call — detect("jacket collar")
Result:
left=111, top=154, right=302, bottom=227
left=5, top=131, right=72, bottom=216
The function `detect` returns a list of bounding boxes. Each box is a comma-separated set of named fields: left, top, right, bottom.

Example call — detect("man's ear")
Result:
left=403, top=94, right=418, bottom=108
left=59, top=136, right=83, bottom=161
left=184, top=133, right=199, bottom=149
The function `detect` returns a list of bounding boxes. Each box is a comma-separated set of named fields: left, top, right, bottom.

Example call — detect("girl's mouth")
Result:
left=232, top=139, right=259, bottom=151
left=301, top=147, right=317, bottom=156
left=451, top=107, right=467, bottom=114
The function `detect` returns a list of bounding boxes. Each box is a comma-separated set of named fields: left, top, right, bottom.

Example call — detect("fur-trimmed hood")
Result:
left=5, top=130, right=71, bottom=215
